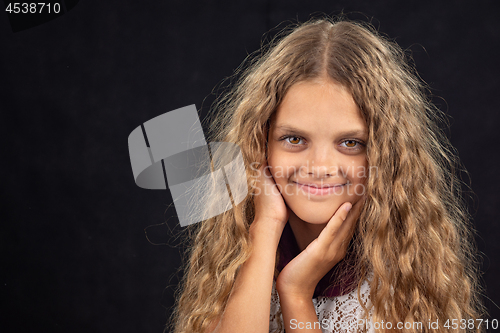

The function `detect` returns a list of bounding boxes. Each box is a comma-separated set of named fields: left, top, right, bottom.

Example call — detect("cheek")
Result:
left=268, top=151, right=295, bottom=181
left=345, top=158, right=368, bottom=200
left=343, top=157, right=368, bottom=181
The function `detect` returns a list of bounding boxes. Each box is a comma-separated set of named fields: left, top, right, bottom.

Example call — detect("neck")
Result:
left=287, top=209, right=328, bottom=252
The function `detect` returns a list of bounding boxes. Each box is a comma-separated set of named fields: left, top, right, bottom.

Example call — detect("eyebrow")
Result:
left=274, top=124, right=368, bottom=138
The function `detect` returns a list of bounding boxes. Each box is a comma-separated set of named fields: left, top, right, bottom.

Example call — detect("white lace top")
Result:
left=269, top=279, right=374, bottom=333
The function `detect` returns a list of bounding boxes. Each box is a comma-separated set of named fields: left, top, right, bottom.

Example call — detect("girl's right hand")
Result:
left=250, top=163, right=289, bottom=236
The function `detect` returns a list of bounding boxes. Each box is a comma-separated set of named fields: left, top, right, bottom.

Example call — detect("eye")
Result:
left=279, top=135, right=306, bottom=148
left=286, top=136, right=304, bottom=145
left=343, top=140, right=358, bottom=148
left=340, top=139, right=365, bottom=150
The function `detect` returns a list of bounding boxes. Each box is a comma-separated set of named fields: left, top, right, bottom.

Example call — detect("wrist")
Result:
left=275, top=279, right=315, bottom=301
left=276, top=288, right=314, bottom=306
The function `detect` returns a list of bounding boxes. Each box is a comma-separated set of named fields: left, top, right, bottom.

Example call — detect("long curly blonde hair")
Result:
left=169, top=17, right=485, bottom=333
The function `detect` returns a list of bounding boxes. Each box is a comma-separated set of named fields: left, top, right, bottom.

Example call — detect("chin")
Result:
left=286, top=194, right=361, bottom=224
left=288, top=202, right=340, bottom=224
left=299, top=216, right=332, bottom=224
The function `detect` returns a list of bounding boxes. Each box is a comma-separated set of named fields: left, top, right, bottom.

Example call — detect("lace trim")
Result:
left=269, top=280, right=373, bottom=333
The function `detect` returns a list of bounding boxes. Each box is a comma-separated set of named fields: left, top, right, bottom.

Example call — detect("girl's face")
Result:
left=267, top=79, right=368, bottom=224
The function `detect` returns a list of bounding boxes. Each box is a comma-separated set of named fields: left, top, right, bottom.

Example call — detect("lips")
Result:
left=292, top=181, right=347, bottom=196
left=293, top=181, right=346, bottom=188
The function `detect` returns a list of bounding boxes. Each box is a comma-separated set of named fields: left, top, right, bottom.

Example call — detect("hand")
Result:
left=250, top=163, right=289, bottom=235
left=275, top=197, right=365, bottom=300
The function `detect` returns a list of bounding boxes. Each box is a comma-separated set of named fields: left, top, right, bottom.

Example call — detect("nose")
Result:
left=301, top=145, right=341, bottom=178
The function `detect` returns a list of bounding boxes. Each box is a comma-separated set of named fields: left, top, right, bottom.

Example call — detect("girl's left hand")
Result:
left=275, top=198, right=365, bottom=301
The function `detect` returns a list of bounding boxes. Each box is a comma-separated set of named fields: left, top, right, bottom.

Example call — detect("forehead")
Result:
left=271, top=80, right=367, bottom=135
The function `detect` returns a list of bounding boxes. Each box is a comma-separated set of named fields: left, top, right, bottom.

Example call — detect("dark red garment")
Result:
left=276, top=222, right=357, bottom=298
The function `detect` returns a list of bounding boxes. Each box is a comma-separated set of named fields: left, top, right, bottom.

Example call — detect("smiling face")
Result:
left=267, top=79, right=368, bottom=225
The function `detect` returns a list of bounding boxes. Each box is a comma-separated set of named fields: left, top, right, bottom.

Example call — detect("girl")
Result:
left=171, top=17, right=485, bottom=333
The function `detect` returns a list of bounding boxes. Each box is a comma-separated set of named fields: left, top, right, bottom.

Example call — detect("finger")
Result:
left=258, top=163, right=283, bottom=197
left=321, top=202, right=352, bottom=237
left=334, top=197, right=365, bottom=235
left=338, top=197, right=365, bottom=238
left=256, top=163, right=269, bottom=186
left=320, top=198, right=364, bottom=243
left=262, top=163, right=273, bottom=179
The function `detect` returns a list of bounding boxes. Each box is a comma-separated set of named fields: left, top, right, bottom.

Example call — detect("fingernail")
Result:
left=345, top=203, right=352, bottom=212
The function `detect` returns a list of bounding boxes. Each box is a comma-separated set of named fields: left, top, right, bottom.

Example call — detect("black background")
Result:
left=1, top=1, right=499, bottom=332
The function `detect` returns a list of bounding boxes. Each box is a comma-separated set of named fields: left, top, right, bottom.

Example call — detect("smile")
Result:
left=293, top=182, right=346, bottom=195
